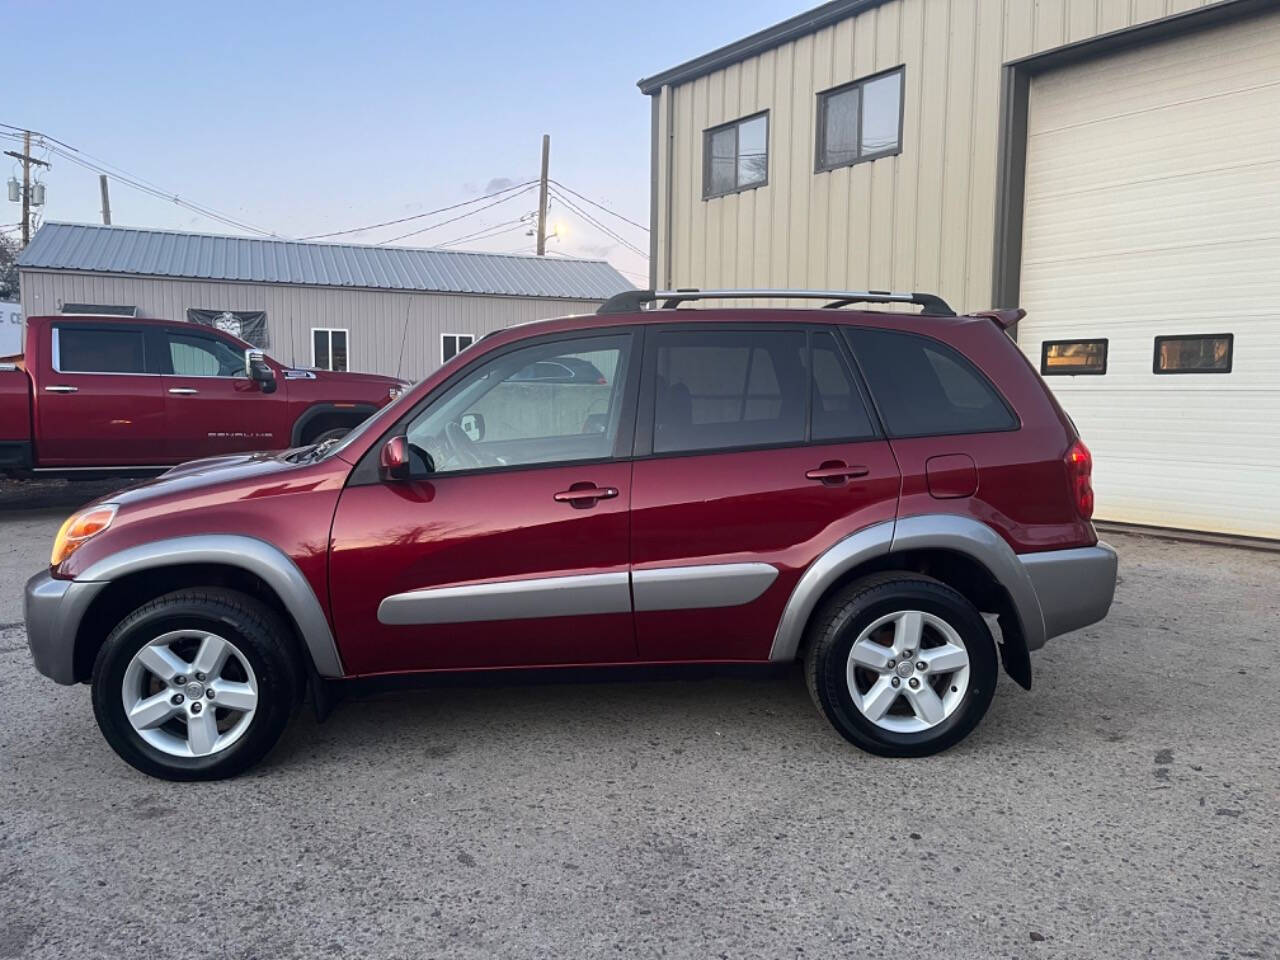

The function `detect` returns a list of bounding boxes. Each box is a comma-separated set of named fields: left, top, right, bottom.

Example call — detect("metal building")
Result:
left=17, top=222, right=631, bottom=381
left=642, top=0, right=1279, bottom=540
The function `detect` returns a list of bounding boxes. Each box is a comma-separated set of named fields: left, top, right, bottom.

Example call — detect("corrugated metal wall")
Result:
left=653, top=0, right=1214, bottom=312
left=19, top=270, right=599, bottom=381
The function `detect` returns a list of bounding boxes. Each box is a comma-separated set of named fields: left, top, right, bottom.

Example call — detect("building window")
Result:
left=442, top=333, right=475, bottom=364
left=703, top=111, right=768, bottom=199
left=816, top=66, right=905, bottom=172
left=1041, top=340, right=1108, bottom=376
left=1153, top=334, right=1233, bottom=374
left=312, top=328, right=348, bottom=372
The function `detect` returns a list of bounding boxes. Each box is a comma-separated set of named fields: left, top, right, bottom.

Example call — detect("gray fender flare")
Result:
left=768, top=515, right=1046, bottom=682
left=77, top=535, right=344, bottom=677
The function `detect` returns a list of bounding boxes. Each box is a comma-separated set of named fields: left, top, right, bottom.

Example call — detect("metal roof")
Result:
left=18, top=222, right=633, bottom=301
left=638, top=0, right=888, bottom=94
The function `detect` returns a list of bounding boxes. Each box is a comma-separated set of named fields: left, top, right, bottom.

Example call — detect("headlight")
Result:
left=51, top=504, right=118, bottom=568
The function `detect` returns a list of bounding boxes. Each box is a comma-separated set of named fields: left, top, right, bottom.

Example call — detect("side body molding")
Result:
left=769, top=520, right=896, bottom=661
left=77, top=535, right=345, bottom=677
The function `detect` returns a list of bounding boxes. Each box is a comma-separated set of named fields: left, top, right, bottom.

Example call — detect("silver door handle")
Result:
left=168, top=388, right=199, bottom=395
left=45, top=385, right=78, bottom=393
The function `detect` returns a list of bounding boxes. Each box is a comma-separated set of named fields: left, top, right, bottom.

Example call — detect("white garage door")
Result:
left=1017, top=10, right=1280, bottom=540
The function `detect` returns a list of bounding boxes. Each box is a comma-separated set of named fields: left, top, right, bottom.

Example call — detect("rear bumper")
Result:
left=1018, top=542, right=1118, bottom=648
left=24, top=568, right=105, bottom=685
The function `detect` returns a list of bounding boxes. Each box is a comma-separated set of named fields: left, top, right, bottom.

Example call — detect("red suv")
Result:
left=23, top=289, right=1117, bottom=780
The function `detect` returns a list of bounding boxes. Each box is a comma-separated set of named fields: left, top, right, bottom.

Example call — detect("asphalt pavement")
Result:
left=1, top=489, right=1276, bottom=959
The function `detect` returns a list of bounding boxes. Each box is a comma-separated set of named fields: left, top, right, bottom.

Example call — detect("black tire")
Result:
left=307, top=427, right=350, bottom=445
left=803, top=573, right=998, bottom=758
left=92, top=588, right=301, bottom=781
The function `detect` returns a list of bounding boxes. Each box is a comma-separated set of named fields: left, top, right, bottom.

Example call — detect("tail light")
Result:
left=1066, top=439, right=1094, bottom=519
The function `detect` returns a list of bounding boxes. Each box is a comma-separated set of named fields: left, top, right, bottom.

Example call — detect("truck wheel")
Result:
left=804, top=573, right=997, bottom=758
left=308, top=427, right=349, bottom=445
left=91, top=588, right=301, bottom=781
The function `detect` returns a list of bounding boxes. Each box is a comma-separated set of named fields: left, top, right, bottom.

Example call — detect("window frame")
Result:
left=1040, top=338, right=1109, bottom=376
left=702, top=110, right=770, bottom=200
left=441, top=332, right=475, bottom=365
left=1152, top=333, right=1233, bottom=375
left=311, top=327, right=350, bottom=372
left=815, top=65, right=906, bottom=174
left=842, top=325, right=1021, bottom=440
left=347, top=327, right=644, bottom=486
left=50, top=323, right=155, bottom=377
left=162, top=329, right=249, bottom=379
left=632, top=322, right=884, bottom=460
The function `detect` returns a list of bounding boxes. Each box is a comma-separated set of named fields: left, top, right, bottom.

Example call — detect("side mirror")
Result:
left=459, top=412, right=485, bottom=442
left=245, top=348, right=277, bottom=394
left=379, top=434, right=411, bottom=481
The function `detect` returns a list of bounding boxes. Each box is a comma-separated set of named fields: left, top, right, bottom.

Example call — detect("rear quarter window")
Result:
left=844, top=327, right=1016, bottom=437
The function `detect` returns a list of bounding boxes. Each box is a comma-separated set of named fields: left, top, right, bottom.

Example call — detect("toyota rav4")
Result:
left=23, top=289, right=1117, bottom=780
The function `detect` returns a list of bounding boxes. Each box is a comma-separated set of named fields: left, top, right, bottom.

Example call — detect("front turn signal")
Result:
left=51, top=504, right=118, bottom=568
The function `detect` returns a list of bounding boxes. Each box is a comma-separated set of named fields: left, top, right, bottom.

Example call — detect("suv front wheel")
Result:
left=804, top=573, right=998, bottom=757
left=92, top=588, right=300, bottom=780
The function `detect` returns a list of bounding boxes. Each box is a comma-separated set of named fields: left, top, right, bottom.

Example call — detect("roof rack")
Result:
left=596, top=288, right=956, bottom=317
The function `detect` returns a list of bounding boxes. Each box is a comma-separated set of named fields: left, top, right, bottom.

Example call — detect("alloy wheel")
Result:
left=121, top=630, right=259, bottom=758
left=845, top=610, right=971, bottom=733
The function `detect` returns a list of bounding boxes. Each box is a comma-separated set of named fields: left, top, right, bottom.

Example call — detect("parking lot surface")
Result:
left=1, top=484, right=1277, bottom=959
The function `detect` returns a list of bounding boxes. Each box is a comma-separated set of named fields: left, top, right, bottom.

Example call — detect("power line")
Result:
left=299, top=179, right=538, bottom=241
left=549, top=179, right=649, bottom=233
left=5, top=124, right=283, bottom=237
left=548, top=186, right=648, bottom=259
left=379, top=185, right=538, bottom=245
left=435, top=217, right=531, bottom=249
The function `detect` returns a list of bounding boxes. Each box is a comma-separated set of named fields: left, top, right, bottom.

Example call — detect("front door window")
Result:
left=405, top=335, right=630, bottom=474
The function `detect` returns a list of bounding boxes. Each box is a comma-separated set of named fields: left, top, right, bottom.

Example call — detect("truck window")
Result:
left=168, top=333, right=245, bottom=377
left=56, top=328, right=147, bottom=374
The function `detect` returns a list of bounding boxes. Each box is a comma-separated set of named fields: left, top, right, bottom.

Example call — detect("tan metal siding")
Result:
left=654, top=0, right=1214, bottom=312
left=19, top=270, right=596, bottom=381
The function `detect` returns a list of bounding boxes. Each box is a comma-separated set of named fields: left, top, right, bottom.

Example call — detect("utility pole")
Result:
left=536, top=134, right=550, bottom=256
left=99, top=175, right=112, bottom=225
left=4, top=131, right=51, bottom=247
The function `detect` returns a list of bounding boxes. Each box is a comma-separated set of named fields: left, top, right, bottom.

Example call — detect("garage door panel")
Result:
left=1023, top=165, right=1280, bottom=264
left=1019, top=9, right=1280, bottom=538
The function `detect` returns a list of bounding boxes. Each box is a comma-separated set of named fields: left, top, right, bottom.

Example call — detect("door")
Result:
left=328, top=331, right=640, bottom=675
left=35, top=322, right=166, bottom=466
left=1017, top=9, right=1280, bottom=537
left=630, top=325, right=900, bottom=662
left=158, top=328, right=288, bottom=460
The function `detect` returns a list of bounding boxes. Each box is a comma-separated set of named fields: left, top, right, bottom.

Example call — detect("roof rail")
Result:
left=596, top=288, right=956, bottom=317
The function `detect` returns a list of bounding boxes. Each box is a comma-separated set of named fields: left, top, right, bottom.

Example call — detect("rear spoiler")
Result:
left=971, top=308, right=1025, bottom=330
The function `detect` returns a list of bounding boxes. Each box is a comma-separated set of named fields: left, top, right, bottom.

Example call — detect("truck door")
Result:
left=158, top=328, right=287, bottom=460
left=35, top=322, right=166, bottom=467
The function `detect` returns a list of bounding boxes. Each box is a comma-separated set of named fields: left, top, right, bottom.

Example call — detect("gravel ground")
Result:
left=0, top=502, right=1276, bottom=960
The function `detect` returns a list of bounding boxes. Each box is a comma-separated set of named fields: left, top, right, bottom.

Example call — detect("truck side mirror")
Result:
left=245, top=349, right=277, bottom=394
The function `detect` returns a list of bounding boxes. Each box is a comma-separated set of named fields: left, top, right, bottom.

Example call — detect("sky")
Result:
left=4, top=0, right=809, bottom=288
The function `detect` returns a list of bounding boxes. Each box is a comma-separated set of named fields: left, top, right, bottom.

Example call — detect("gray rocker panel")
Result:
left=77, top=535, right=346, bottom=677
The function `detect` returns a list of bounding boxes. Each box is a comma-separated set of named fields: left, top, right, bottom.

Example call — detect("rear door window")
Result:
left=810, top=330, right=876, bottom=441
left=55, top=327, right=148, bottom=374
left=651, top=329, right=808, bottom=454
left=844, top=328, right=1016, bottom=437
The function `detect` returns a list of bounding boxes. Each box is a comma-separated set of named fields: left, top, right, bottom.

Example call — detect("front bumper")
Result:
left=24, top=569, right=105, bottom=685
left=1018, top=541, right=1118, bottom=648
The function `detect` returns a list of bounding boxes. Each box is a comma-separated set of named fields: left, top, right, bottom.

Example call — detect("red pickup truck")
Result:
left=0, top=315, right=406, bottom=477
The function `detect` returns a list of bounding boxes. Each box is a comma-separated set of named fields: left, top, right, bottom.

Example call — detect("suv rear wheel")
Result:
left=804, top=573, right=997, bottom=757
left=91, top=588, right=300, bottom=781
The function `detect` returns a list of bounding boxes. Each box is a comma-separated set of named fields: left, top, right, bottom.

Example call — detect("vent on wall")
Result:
left=59, top=303, right=138, bottom=317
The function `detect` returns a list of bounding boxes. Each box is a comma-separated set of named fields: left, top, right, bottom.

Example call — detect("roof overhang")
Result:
left=637, top=0, right=891, bottom=94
